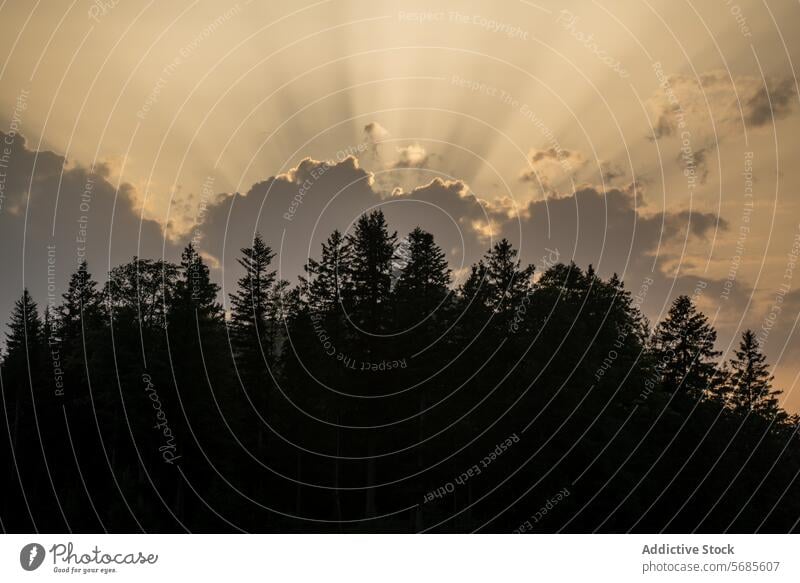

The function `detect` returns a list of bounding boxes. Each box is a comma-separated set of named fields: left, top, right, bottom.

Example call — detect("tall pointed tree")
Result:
left=303, top=229, right=352, bottom=315
left=58, top=261, right=101, bottom=340
left=5, top=290, right=43, bottom=371
left=726, top=329, right=781, bottom=415
left=393, top=227, right=451, bottom=319
left=172, top=242, right=221, bottom=323
left=346, top=210, right=397, bottom=321
left=651, top=295, right=721, bottom=397
left=4, top=291, right=45, bottom=425
left=458, top=260, right=488, bottom=307
left=229, top=233, right=277, bottom=363
left=228, top=233, right=278, bottom=461
left=481, top=239, right=535, bottom=316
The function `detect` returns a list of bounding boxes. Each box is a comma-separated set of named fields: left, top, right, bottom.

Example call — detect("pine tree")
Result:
left=228, top=233, right=278, bottom=461
left=3, top=290, right=45, bottom=464
left=229, top=233, right=277, bottom=363
left=651, top=295, right=721, bottom=397
left=726, top=329, right=781, bottom=415
left=458, top=261, right=488, bottom=307
left=483, top=239, right=535, bottom=313
left=303, top=230, right=352, bottom=315
left=5, top=290, right=43, bottom=369
left=58, top=261, right=101, bottom=340
left=173, top=243, right=221, bottom=322
left=393, top=227, right=451, bottom=318
left=346, top=210, right=397, bottom=321
left=536, top=262, right=587, bottom=300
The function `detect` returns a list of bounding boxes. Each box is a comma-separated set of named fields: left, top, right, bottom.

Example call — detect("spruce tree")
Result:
left=229, top=233, right=277, bottom=362
left=346, top=210, right=397, bottom=321
left=228, top=233, right=278, bottom=460
left=5, top=290, right=43, bottom=371
left=303, top=229, right=352, bottom=315
left=483, top=239, right=535, bottom=313
left=173, top=242, right=221, bottom=323
left=651, top=295, right=721, bottom=397
left=726, top=329, right=781, bottom=415
left=393, top=227, right=451, bottom=318
left=58, top=261, right=101, bottom=340
left=4, top=290, right=46, bottom=437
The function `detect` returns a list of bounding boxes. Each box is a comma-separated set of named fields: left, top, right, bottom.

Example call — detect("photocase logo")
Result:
left=20, top=543, right=46, bottom=571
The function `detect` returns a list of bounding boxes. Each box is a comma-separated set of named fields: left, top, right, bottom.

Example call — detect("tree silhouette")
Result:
left=393, top=227, right=451, bottom=329
left=229, top=233, right=277, bottom=370
left=724, top=330, right=782, bottom=416
left=1, top=214, right=800, bottom=533
left=651, top=295, right=721, bottom=398
left=346, top=209, right=397, bottom=326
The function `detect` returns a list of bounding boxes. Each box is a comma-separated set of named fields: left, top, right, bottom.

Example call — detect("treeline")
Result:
left=2, top=209, right=799, bottom=533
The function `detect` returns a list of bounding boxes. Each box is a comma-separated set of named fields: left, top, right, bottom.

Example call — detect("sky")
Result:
left=1, top=0, right=800, bottom=407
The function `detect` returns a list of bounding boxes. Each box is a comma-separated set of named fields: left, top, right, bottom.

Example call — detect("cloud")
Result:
left=507, top=185, right=723, bottom=273
left=746, top=77, right=797, bottom=127
left=519, top=147, right=585, bottom=194
left=676, top=146, right=710, bottom=185
left=363, top=121, right=389, bottom=143
left=499, top=185, right=746, bottom=348
left=198, top=156, right=381, bottom=290
left=529, top=148, right=579, bottom=165
left=648, top=71, right=798, bottom=140
left=195, top=152, right=729, bottom=303
left=363, top=122, right=390, bottom=157
left=198, top=165, right=491, bottom=295
left=389, top=177, right=491, bottom=250
left=600, top=160, right=625, bottom=182
left=0, top=134, right=733, bottom=349
left=0, top=136, right=747, bottom=394
left=0, top=132, right=182, bottom=325
left=0, top=131, right=63, bottom=215
left=390, top=143, right=429, bottom=169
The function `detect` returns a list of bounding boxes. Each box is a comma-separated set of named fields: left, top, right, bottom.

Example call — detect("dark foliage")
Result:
left=2, top=211, right=799, bottom=533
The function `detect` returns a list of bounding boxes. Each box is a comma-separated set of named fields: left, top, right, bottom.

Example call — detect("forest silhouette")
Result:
left=2, top=209, right=799, bottom=533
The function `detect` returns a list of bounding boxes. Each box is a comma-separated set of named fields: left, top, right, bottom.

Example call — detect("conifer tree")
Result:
left=229, top=233, right=277, bottom=363
left=651, top=295, right=721, bottom=397
left=483, top=239, right=535, bottom=313
left=726, top=329, right=781, bottom=415
left=173, top=242, right=221, bottom=323
left=393, top=227, right=451, bottom=318
left=303, top=230, right=352, bottom=315
left=5, top=290, right=43, bottom=370
left=58, top=261, right=101, bottom=340
left=346, top=210, right=397, bottom=320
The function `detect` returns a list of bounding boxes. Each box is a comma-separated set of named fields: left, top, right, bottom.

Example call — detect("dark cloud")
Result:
left=0, top=137, right=735, bottom=362
left=0, top=131, right=182, bottom=326
left=199, top=156, right=380, bottom=290
left=746, top=78, right=797, bottom=127
left=600, top=161, right=625, bottom=182
left=529, top=147, right=576, bottom=164
left=363, top=122, right=389, bottom=143
left=676, top=146, right=710, bottom=185
left=363, top=122, right=389, bottom=157
left=648, top=72, right=797, bottom=141
left=196, top=156, right=730, bottom=306
left=504, top=186, right=723, bottom=276
left=0, top=131, right=63, bottom=214
left=650, top=108, right=675, bottom=140
left=198, top=161, right=489, bottom=294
